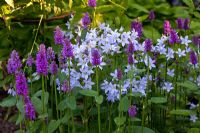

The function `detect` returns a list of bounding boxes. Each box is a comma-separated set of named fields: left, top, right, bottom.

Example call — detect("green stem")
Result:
left=68, top=59, right=75, bottom=133
left=42, top=76, right=46, bottom=132
left=84, top=97, right=88, bottom=133
left=96, top=67, right=101, bottom=133
left=141, top=98, right=145, bottom=133
left=54, top=77, right=59, bottom=119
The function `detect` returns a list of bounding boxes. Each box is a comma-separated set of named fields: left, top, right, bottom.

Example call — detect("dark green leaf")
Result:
left=170, top=109, right=192, bottom=116
left=114, top=117, right=126, bottom=126
left=0, top=96, right=16, bottom=107
left=95, top=95, right=103, bottom=104
left=150, top=97, right=167, bottom=104
left=79, top=89, right=98, bottom=97
left=118, top=96, right=130, bottom=112
left=48, top=120, right=61, bottom=133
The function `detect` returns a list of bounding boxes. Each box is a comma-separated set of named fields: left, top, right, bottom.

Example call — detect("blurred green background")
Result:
left=0, top=0, right=200, bottom=74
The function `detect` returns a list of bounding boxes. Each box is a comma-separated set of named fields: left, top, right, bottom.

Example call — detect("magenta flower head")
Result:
left=128, top=54, right=134, bottom=65
left=47, top=47, right=55, bottom=61
left=15, top=71, right=28, bottom=96
left=24, top=96, right=36, bottom=120
left=176, top=18, right=184, bottom=29
left=61, top=80, right=70, bottom=92
left=169, top=29, right=180, bottom=44
left=54, top=26, right=64, bottom=45
left=190, top=51, right=198, bottom=65
left=91, top=49, right=101, bottom=66
left=163, top=20, right=171, bottom=35
left=148, top=10, right=155, bottom=21
left=26, top=55, right=34, bottom=67
left=82, top=12, right=91, bottom=29
left=7, top=50, right=22, bottom=74
left=131, top=21, right=143, bottom=38
left=144, top=39, right=152, bottom=52
left=128, top=105, right=137, bottom=118
left=61, top=38, right=74, bottom=59
left=36, top=44, right=48, bottom=76
left=127, top=42, right=135, bottom=54
left=88, top=0, right=96, bottom=7
left=117, top=69, right=122, bottom=80
left=183, top=18, right=190, bottom=30
left=49, top=61, right=58, bottom=75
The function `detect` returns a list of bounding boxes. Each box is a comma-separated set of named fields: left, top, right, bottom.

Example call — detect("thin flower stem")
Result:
left=54, top=77, right=59, bottom=119
left=42, top=76, right=46, bottom=132
left=96, top=67, right=101, bottom=133
left=68, top=58, right=75, bottom=133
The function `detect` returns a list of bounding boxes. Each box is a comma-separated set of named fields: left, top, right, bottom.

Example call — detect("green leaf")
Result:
left=44, top=92, right=49, bottom=105
left=5, top=0, right=14, bottom=8
left=66, top=95, right=76, bottom=110
left=131, top=117, right=141, bottom=122
left=48, top=120, right=60, bottom=133
left=95, top=95, right=103, bottom=104
left=114, top=117, right=126, bottom=126
left=79, top=89, right=98, bottom=97
left=183, top=0, right=194, bottom=9
left=61, top=113, right=71, bottom=124
left=38, top=113, right=48, bottom=119
left=143, top=26, right=161, bottom=43
left=132, top=126, right=155, bottom=133
left=57, top=99, right=68, bottom=111
left=16, top=99, right=24, bottom=113
left=129, top=4, right=148, bottom=13
left=31, top=97, right=42, bottom=114
left=118, top=96, right=130, bottom=112
left=170, top=109, right=192, bottom=116
left=177, top=81, right=199, bottom=91
left=188, top=128, right=200, bottom=133
left=16, top=113, right=24, bottom=125
left=0, top=96, right=16, bottom=107
left=81, top=29, right=87, bottom=40
left=150, top=97, right=167, bottom=104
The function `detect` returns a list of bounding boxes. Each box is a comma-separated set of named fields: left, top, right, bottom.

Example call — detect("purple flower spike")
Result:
left=169, top=29, right=180, bottom=45
left=192, top=35, right=200, bottom=46
left=36, top=44, right=48, bottom=76
left=7, top=50, right=22, bottom=74
left=163, top=20, right=171, bottom=35
left=190, top=51, right=198, bottom=65
left=128, top=54, right=134, bottom=65
left=82, top=12, right=91, bottom=29
left=127, top=42, right=135, bottom=54
left=61, top=38, right=74, bottom=59
left=117, top=69, right=122, bottom=80
left=91, top=49, right=101, bottom=66
left=183, top=18, right=190, bottom=30
left=15, top=72, right=28, bottom=96
left=50, top=61, right=58, bottom=75
left=131, top=21, right=143, bottom=38
left=61, top=80, right=70, bottom=92
left=47, top=47, right=55, bottom=61
left=26, top=55, right=34, bottom=67
left=54, top=26, right=64, bottom=45
left=144, top=39, right=152, bottom=52
left=176, top=18, right=184, bottom=29
left=88, top=0, right=96, bottom=7
left=128, top=105, right=137, bottom=118
left=148, top=10, right=155, bottom=21
left=24, top=96, right=36, bottom=120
